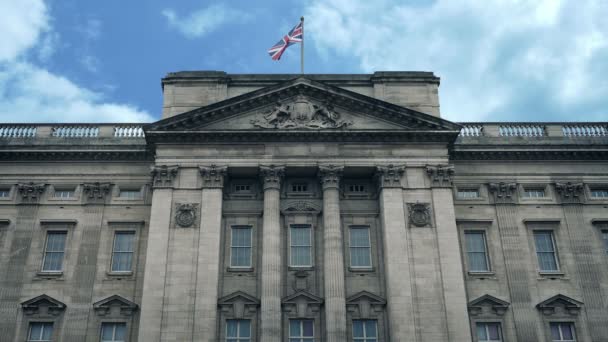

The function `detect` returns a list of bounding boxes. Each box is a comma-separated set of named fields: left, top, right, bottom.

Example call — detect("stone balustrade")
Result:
left=459, top=122, right=608, bottom=138
left=0, top=124, right=145, bottom=139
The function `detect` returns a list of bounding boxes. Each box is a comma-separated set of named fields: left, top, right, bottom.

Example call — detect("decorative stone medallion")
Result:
left=175, top=203, right=199, bottom=228
left=251, top=97, right=352, bottom=129
left=407, top=202, right=431, bottom=227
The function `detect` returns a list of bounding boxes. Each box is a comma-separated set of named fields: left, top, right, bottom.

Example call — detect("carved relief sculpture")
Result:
left=175, top=203, right=199, bottom=228
left=426, top=165, right=455, bottom=187
left=199, top=165, right=227, bottom=188
left=82, top=182, right=111, bottom=201
left=407, top=202, right=432, bottom=227
left=251, top=97, right=352, bottom=129
left=555, top=181, right=584, bottom=203
left=17, top=182, right=45, bottom=202
left=488, top=182, right=518, bottom=203
left=151, top=165, right=179, bottom=187
left=375, top=165, right=405, bottom=189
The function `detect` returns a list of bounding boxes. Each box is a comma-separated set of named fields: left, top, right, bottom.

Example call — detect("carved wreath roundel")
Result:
left=175, top=203, right=197, bottom=228
left=408, top=202, right=431, bottom=227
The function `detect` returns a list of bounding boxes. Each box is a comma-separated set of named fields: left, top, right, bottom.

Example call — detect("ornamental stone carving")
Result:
left=199, top=165, right=227, bottom=188
left=375, top=165, right=405, bottom=189
left=555, top=182, right=584, bottom=203
left=151, top=165, right=179, bottom=187
left=175, top=203, right=199, bottom=228
left=426, top=165, right=455, bottom=187
left=407, top=202, right=432, bottom=227
left=318, top=165, right=344, bottom=190
left=259, top=165, right=285, bottom=190
left=17, top=182, right=45, bottom=203
left=82, top=182, right=111, bottom=201
left=488, top=182, right=518, bottom=204
left=251, top=97, right=352, bottom=129
left=281, top=200, right=321, bottom=214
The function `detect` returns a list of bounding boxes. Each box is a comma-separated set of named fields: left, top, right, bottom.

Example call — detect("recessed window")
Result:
left=101, top=322, right=126, bottom=342
left=291, top=183, right=308, bottom=192
left=602, top=231, right=608, bottom=255
left=534, top=230, right=559, bottom=272
left=290, top=225, right=312, bottom=267
left=42, top=231, right=67, bottom=272
left=464, top=231, right=490, bottom=272
left=476, top=322, right=502, bottom=342
left=590, top=189, right=608, bottom=198
left=234, top=184, right=251, bottom=193
left=119, top=189, right=140, bottom=199
left=350, top=226, right=371, bottom=268
left=524, top=188, right=546, bottom=198
left=289, top=319, right=314, bottom=341
left=27, top=322, right=54, bottom=342
left=0, top=188, right=10, bottom=198
left=353, top=319, right=377, bottom=341
left=550, top=322, right=576, bottom=341
left=226, top=319, right=251, bottom=341
left=230, top=226, right=252, bottom=268
left=111, top=231, right=135, bottom=272
left=53, top=189, right=75, bottom=199
left=348, top=184, right=366, bottom=193
left=457, top=188, right=480, bottom=199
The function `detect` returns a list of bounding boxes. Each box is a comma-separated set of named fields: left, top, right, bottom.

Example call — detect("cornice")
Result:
left=0, top=149, right=151, bottom=161
left=451, top=148, right=608, bottom=161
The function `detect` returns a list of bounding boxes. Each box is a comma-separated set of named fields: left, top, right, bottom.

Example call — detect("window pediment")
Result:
left=93, top=295, right=139, bottom=316
left=346, top=291, right=386, bottom=318
left=21, top=294, right=66, bottom=316
left=468, top=294, right=510, bottom=316
left=536, top=294, right=583, bottom=316
left=282, top=291, right=323, bottom=318
left=218, top=291, right=260, bottom=319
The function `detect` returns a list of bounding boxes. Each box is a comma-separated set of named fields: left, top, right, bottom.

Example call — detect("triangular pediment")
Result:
left=468, top=294, right=510, bottom=308
left=21, top=294, right=66, bottom=310
left=282, top=290, right=323, bottom=304
left=218, top=291, right=260, bottom=306
left=346, top=291, right=387, bottom=305
left=537, top=294, right=582, bottom=310
left=93, top=295, right=138, bottom=310
left=145, top=77, right=461, bottom=143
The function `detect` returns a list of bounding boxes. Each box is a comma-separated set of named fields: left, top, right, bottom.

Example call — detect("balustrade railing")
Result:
left=499, top=124, right=546, bottom=137
left=0, top=125, right=37, bottom=138
left=562, top=124, right=607, bottom=137
left=114, top=125, right=145, bottom=138
left=52, top=125, right=99, bottom=138
left=458, top=122, right=608, bottom=139
left=0, top=124, right=145, bottom=139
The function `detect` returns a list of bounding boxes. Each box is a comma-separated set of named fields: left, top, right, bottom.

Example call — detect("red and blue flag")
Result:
left=268, top=21, right=303, bottom=61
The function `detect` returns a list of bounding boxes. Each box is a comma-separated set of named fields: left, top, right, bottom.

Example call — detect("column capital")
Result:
left=375, top=165, right=405, bottom=189
left=555, top=181, right=585, bottom=204
left=17, top=182, right=45, bottom=204
left=318, top=165, right=344, bottom=190
left=82, top=182, right=112, bottom=203
left=488, top=181, right=518, bottom=204
left=259, top=165, right=285, bottom=191
left=426, top=164, right=454, bottom=188
left=151, top=165, right=179, bottom=188
left=199, top=165, right=227, bottom=189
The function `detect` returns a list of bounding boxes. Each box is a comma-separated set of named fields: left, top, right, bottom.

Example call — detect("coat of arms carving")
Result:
left=175, top=203, right=199, bottom=228
left=251, top=97, right=352, bottom=129
left=407, top=202, right=432, bottom=227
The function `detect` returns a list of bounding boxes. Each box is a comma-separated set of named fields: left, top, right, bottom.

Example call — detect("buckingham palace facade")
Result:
left=0, top=71, right=607, bottom=342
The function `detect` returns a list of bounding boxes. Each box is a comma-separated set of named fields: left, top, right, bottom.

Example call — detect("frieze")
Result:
left=175, top=203, right=199, bottom=228
left=17, top=182, right=45, bottom=203
left=318, top=165, right=344, bottom=190
left=151, top=165, right=179, bottom=188
left=488, top=182, right=518, bottom=204
left=375, top=165, right=405, bottom=189
left=407, top=202, right=432, bottom=228
left=199, top=165, right=227, bottom=189
left=251, top=97, right=352, bottom=130
left=555, top=182, right=584, bottom=203
left=259, top=165, right=285, bottom=191
left=426, top=165, right=454, bottom=187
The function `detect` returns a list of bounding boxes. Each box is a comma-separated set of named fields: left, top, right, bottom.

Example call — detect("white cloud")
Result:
left=0, top=0, right=153, bottom=123
left=305, top=0, right=608, bottom=121
left=162, top=4, right=248, bottom=38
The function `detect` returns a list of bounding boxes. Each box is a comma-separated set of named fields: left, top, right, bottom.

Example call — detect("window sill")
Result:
left=106, top=271, right=133, bottom=278
left=467, top=271, right=496, bottom=279
left=349, top=267, right=375, bottom=273
left=288, top=266, right=314, bottom=271
left=538, top=271, right=566, bottom=279
left=227, top=267, right=254, bottom=273
left=36, top=271, right=63, bottom=279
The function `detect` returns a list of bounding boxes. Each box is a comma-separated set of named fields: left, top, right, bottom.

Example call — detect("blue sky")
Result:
left=0, top=0, right=606, bottom=123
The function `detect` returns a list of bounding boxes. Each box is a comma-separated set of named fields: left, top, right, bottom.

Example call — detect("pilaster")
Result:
left=259, top=165, right=284, bottom=342
left=318, top=165, right=347, bottom=341
left=374, top=165, right=416, bottom=341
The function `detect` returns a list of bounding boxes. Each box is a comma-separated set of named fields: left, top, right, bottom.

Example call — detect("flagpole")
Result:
left=300, top=16, right=304, bottom=74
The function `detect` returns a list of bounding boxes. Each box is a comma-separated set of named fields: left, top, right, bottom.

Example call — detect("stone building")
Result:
left=0, top=71, right=607, bottom=342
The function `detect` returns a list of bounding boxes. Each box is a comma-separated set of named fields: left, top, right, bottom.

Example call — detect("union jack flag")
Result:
left=268, top=21, right=303, bottom=61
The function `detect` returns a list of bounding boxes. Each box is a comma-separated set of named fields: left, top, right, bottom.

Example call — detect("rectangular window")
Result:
left=230, top=226, right=252, bottom=267
left=534, top=231, right=559, bottom=272
left=348, top=184, right=366, bottom=193
left=42, top=231, right=67, bottom=272
left=234, top=184, right=251, bottom=193
left=101, top=322, right=126, bottom=342
left=289, top=319, right=314, bottom=342
left=226, top=319, right=251, bottom=341
left=119, top=190, right=140, bottom=199
left=353, top=320, right=377, bottom=341
left=551, top=322, right=576, bottom=341
left=524, top=188, right=546, bottom=198
left=0, top=188, right=10, bottom=198
left=602, top=230, right=608, bottom=254
left=291, top=183, right=308, bottom=192
left=27, top=322, right=53, bottom=342
left=591, top=189, right=608, bottom=198
left=465, top=231, right=490, bottom=272
left=53, top=189, right=75, bottom=198
left=290, top=225, right=312, bottom=267
left=457, top=188, right=480, bottom=199
left=476, top=322, right=502, bottom=342
left=111, top=231, right=135, bottom=272
left=350, top=226, right=372, bottom=268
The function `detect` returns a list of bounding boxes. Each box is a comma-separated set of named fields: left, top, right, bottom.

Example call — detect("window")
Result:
left=524, top=188, right=546, bottom=198
left=602, top=230, right=608, bottom=254
left=290, top=225, right=312, bottom=267
left=550, top=322, right=576, bottom=341
left=534, top=231, right=559, bottom=272
left=291, top=183, right=308, bottom=192
left=350, top=226, right=371, bottom=268
left=230, top=226, right=252, bottom=267
left=353, top=320, right=377, bottom=341
left=590, top=189, right=608, bottom=198
left=457, top=188, right=480, bottom=199
left=476, top=322, right=502, bottom=342
left=27, top=322, right=53, bottom=342
left=111, top=231, right=135, bottom=272
left=464, top=231, right=490, bottom=272
left=101, top=322, right=126, bottom=342
left=119, top=190, right=140, bottom=199
left=234, top=184, right=251, bottom=193
left=226, top=319, right=251, bottom=342
left=42, top=231, right=67, bottom=272
left=53, top=189, right=74, bottom=198
left=289, top=319, right=314, bottom=342
left=0, top=188, right=10, bottom=198
left=348, top=184, right=366, bottom=193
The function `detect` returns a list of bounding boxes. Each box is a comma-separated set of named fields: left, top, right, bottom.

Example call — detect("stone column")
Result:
left=426, top=165, right=472, bottom=342
left=318, top=165, right=347, bottom=341
left=193, top=165, right=227, bottom=340
left=375, top=165, right=416, bottom=341
left=138, top=167, right=178, bottom=342
left=259, top=165, right=285, bottom=342
left=488, top=181, right=539, bottom=341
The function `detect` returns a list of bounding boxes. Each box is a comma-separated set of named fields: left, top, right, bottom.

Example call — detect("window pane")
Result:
left=239, top=320, right=251, bottom=337
left=112, top=232, right=134, bottom=272
left=550, top=323, right=561, bottom=340
left=534, top=232, right=554, bottom=252
left=476, top=323, right=487, bottom=340
left=487, top=323, right=500, bottom=340
left=602, top=231, right=608, bottom=254
left=562, top=323, right=574, bottom=340
left=351, top=247, right=371, bottom=267
left=291, top=226, right=311, bottom=245
left=353, top=320, right=364, bottom=337
left=365, top=320, right=377, bottom=337
left=227, top=320, right=238, bottom=337
left=289, top=320, right=300, bottom=336
left=302, top=320, right=313, bottom=337
left=114, top=323, right=126, bottom=340
left=29, top=323, right=43, bottom=340
left=350, top=228, right=370, bottom=247
left=466, top=232, right=489, bottom=271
